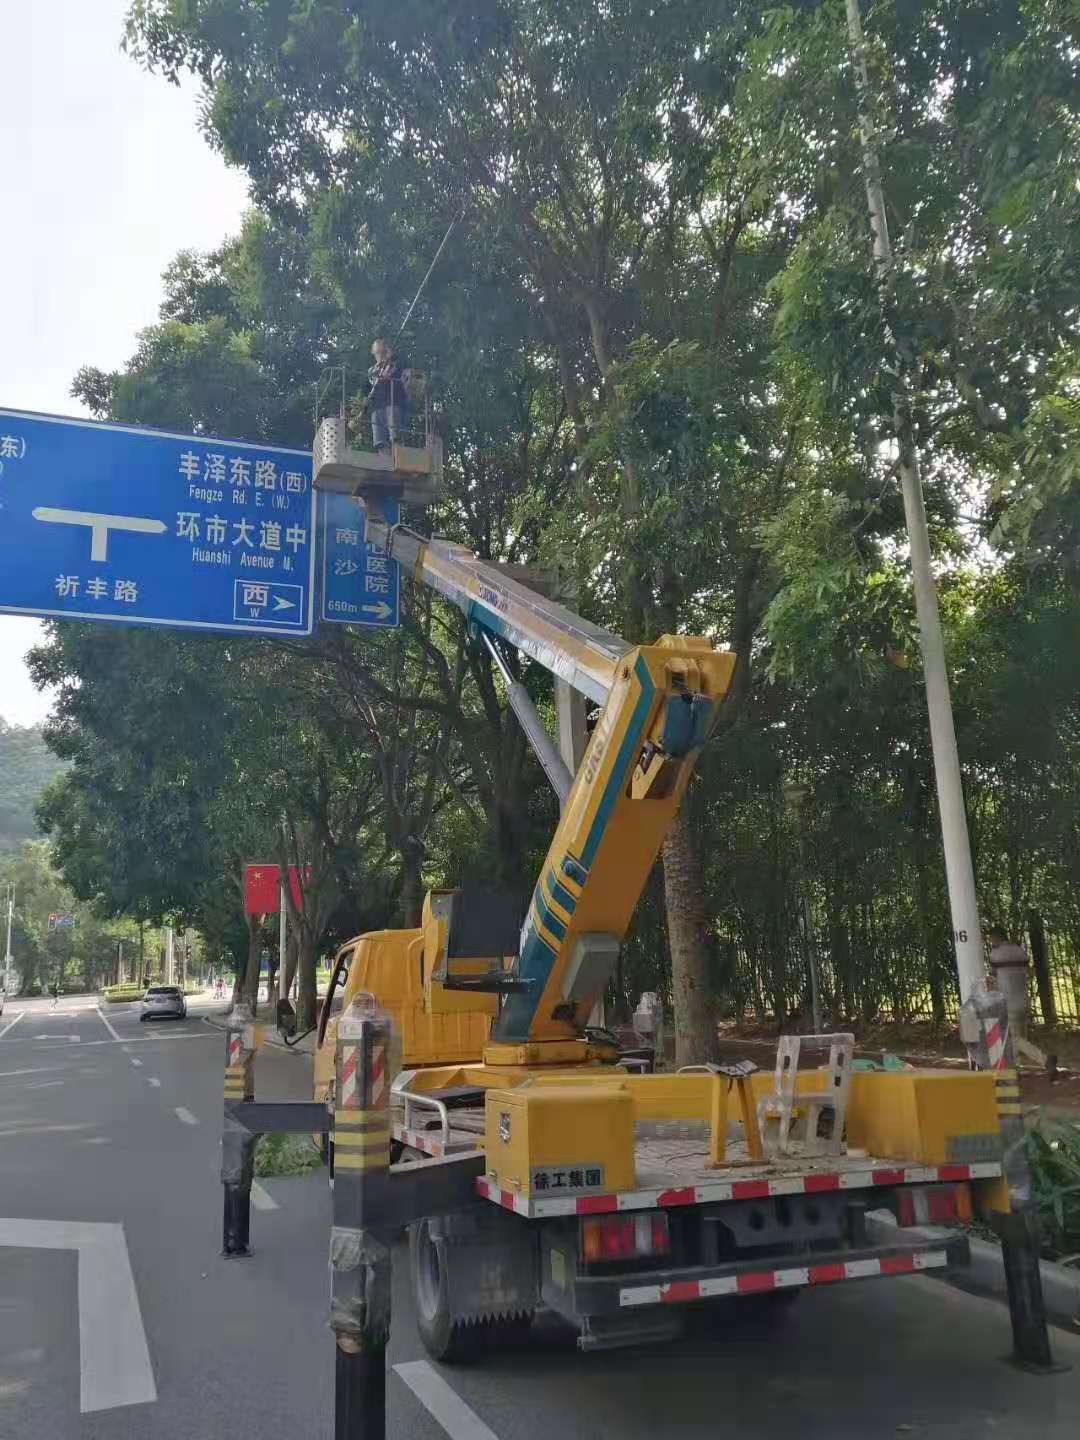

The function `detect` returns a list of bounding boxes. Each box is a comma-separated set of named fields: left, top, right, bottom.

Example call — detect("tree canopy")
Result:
left=28, top=0, right=1080, bottom=1046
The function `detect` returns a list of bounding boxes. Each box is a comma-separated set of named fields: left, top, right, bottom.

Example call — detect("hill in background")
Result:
left=0, top=720, right=65, bottom=851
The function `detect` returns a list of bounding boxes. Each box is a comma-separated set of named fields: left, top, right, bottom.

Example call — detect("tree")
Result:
left=0, top=721, right=67, bottom=851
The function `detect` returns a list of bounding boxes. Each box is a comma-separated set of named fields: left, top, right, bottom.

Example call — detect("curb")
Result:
left=873, top=1211, right=1080, bottom=1331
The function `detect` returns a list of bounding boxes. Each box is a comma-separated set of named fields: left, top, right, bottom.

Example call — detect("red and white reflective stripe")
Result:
left=370, top=1044, right=386, bottom=1107
left=392, top=1124, right=475, bottom=1158
left=985, top=1018, right=1010, bottom=1070
left=618, top=1248, right=949, bottom=1308
left=475, top=1162, right=1000, bottom=1219
left=396, top=1126, right=442, bottom=1156
left=340, top=1046, right=359, bottom=1109
left=476, top=1176, right=531, bottom=1215
left=228, top=1033, right=244, bottom=1068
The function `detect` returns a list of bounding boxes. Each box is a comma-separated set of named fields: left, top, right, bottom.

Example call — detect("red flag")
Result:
left=243, top=864, right=310, bottom=915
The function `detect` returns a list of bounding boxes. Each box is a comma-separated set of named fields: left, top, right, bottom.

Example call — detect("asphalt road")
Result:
left=3, top=993, right=1080, bottom=1440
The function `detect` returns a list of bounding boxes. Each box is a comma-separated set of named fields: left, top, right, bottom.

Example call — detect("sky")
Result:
left=0, top=0, right=249, bottom=728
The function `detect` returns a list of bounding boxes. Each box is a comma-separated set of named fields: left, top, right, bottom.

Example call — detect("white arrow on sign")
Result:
left=362, top=601, right=393, bottom=621
left=32, top=508, right=167, bottom=563
left=0, top=1218, right=156, bottom=1412
left=272, top=595, right=295, bottom=611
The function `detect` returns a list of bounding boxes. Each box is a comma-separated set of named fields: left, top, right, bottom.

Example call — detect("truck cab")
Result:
left=313, top=887, right=524, bottom=1102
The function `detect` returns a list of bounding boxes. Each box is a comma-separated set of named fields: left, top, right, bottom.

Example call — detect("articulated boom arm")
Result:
left=364, top=515, right=737, bottom=1050
left=312, top=422, right=735, bottom=1051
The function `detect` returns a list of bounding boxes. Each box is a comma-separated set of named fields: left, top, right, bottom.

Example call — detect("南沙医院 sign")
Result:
left=0, top=408, right=316, bottom=635
left=319, top=491, right=401, bottom=627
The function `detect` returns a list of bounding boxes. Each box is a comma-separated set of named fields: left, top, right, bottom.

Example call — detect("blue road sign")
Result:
left=319, top=491, right=401, bottom=628
left=0, top=409, right=316, bottom=636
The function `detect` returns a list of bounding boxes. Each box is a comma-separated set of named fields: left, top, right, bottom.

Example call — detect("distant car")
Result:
left=140, top=985, right=187, bottom=1022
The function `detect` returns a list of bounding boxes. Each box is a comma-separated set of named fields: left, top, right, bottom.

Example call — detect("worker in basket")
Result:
left=365, top=337, right=412, bottom=452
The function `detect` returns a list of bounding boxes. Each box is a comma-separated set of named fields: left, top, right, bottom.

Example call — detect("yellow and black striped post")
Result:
left=221, top=1003, right=257, bottom=1258
left=330, top=994, right=394, bottom=1440
left=961, top=984, right=1054, bottom=1370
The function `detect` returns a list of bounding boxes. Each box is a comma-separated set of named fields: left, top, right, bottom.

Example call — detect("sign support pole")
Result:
left=279, top=879, right=288, bottom=1002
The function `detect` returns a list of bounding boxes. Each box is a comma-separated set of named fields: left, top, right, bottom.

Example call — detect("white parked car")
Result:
left=140, top=985, right=187, bottom=1022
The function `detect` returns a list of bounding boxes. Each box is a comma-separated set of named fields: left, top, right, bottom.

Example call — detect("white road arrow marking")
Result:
left=362, top=600, right=393, bottom=620
left=31, top=507, right=167, bottom=563
left=0, top=1218, right=156, bottom=1413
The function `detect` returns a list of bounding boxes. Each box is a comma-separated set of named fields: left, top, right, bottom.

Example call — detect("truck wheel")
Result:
left=410, top=1220, right=489, bottom=1363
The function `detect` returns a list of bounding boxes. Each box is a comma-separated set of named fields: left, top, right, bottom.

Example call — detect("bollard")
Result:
left=221, top=1001, right=257, bottom=1258
left=960, top=983, right=1057, bottom=1370
left=329, top=993, right=394, bottom=1440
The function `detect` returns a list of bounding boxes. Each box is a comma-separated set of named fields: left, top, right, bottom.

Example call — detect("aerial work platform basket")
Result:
left=312, top=412, right=442, bottom=509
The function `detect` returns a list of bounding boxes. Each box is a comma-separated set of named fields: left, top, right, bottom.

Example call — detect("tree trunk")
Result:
left=914, top=838, right=945, bottom=1024
left=296, top=936, right=318, bottom=1031
left=242, top=919, right=261, bottom=1011
left=1027, top=909, right=1057, bottom=1029
left=283, top=929, right=300, bottom=999
left=399, top=843, right=424, bottom=928
left=662, top=804, right=715, bottom=1066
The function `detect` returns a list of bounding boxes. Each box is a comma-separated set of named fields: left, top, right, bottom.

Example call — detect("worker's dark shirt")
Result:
left=366, top=355, right=410, bottom=411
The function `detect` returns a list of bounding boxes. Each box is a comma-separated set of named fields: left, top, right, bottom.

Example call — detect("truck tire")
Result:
left=410, top=1220, right=490, bottom=1363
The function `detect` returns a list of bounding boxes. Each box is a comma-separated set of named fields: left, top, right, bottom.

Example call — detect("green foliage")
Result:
left=0, top=721, right=66, bottom=851
left=0, top=841, right=150, bottom=995
left=1027, top=1118, right=1080, bottom=1256
left=255, top=1133, right=323, bottom=1179
left=103, top=984, right=144, bottom=1002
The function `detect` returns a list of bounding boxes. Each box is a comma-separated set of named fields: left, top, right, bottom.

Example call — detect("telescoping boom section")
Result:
left=365, top=514, right=736, bottom=1051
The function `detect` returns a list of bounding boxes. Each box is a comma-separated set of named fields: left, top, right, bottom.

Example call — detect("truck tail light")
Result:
left=582, top=1213, right=671, bottom=1263
left=897, top=1182, right=972, bottom=1227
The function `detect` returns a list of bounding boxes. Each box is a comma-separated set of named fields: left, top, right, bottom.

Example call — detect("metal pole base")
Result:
left=222, top=1183, right=252, bottom=1258
left=334, top=1339, right=386, bottom=1440
left=1000, top=1220, right=1063, bottom=1373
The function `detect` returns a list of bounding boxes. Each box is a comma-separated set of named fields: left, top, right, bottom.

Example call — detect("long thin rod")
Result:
left=395, top=209, right=465, bottom=343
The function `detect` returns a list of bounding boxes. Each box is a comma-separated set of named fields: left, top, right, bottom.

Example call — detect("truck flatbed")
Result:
left=394, top=1112, right=1002, bottom=1218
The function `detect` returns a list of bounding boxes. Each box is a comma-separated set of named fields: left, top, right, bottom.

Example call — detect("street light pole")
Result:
left=844, top=0, right=983, bottom=1004
left=4, top=882, right=14, bottom=993
left=845, top=0, right=1053, bottom=1373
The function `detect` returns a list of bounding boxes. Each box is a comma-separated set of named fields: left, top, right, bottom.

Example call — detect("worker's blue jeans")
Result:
left=370, top=405, right=402, bottom=450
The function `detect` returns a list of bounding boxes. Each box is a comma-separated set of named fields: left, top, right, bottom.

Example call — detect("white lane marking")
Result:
left=174, top=1107, right=198, bottom=1126
left=251, top=1182, right=279, bottom=1211
left=33, top=1035, right=80, bottom=1042
left=0, top=1010, right=27, bottom=1039
left=24, top=1080, right=65, bottom=1090
left=394, top=1361, right=502, bottom=1440
left=1, top=1032, right=219, bottom=1049
left=147, top=1077, right=161, bottom=1088
left=96, top=1006, right=122, bottom=1042
left=129, top=1057, right=143, bottom=1068
left=0, top=1066, right=56, bottom=1078
left=0, top=1218, right=156, bottom=1413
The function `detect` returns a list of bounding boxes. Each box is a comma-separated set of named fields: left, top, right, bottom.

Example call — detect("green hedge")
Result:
left=102, top=984, right=144, bottom=1003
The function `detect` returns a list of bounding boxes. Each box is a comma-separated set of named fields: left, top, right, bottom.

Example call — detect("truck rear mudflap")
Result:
left=572, top=1229, right=969, bottom=1316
